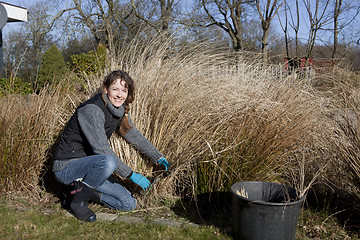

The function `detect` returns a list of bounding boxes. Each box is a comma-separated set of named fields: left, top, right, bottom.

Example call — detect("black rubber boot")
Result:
left=90, top=190, right=103, bottom=203
left=70, top=181, right=96, bottom=222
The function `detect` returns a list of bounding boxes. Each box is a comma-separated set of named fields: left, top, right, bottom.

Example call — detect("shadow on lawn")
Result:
left=173, top=186, right=360, bottom=238
left=306, top=183, right=360, bottom=232
left=171, top=191, right=234, bottom=235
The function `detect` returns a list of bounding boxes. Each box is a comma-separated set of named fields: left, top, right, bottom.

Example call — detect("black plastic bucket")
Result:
left=230, top=181, right=304, bottom=240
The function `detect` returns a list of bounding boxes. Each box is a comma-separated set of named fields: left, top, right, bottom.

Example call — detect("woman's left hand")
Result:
left=129, top=172, right=151, bottom=191
left=157, top=157, right=170, bottom=171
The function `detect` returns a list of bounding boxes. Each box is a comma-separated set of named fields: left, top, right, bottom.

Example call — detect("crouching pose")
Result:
left=52, top=70, right=169, bottom=222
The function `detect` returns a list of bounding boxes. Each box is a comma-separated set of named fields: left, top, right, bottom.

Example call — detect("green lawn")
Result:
left=1, top=199, right=359, bottom=240
left=0, top=204, right=231, bottom=240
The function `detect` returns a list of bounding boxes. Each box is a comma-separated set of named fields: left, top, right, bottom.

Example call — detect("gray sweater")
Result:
left=52, top=95, right=163, bottom=178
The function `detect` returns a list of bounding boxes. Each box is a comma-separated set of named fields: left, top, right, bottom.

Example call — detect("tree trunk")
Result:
left=261, top=25, right=270, bottom=63
left=160, top=0, right=170, bottom=32
left=332, top=0, right=341, bottom=59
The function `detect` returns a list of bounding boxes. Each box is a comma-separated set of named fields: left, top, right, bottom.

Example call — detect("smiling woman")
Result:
left=102, top=70, right=132, bottom=108
left=105, top=80, right=128, bottom=107
left=51, top=70, right=170, bottom=222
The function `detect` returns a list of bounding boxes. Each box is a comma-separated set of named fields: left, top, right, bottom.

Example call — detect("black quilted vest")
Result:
left=54, top=93, right=121, bottom=160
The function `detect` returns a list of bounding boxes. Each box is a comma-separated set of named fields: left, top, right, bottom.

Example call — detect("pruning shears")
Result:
left=140, top=170, right=172, bottom=196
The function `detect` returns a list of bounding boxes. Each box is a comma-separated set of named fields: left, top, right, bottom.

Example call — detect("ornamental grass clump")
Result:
left=80, top=34, right=327, bottom=205
left=0, top=82, right=74, bottom=196
left=320, top=70, right=360, bottom=200
left=0, top=33, right=337, bottom=209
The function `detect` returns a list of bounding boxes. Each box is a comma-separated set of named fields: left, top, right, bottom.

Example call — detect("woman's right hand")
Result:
left=129, top=172, right=151, bottom=191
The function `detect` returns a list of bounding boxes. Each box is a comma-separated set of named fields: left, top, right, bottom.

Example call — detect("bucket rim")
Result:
left=230, top=181, right=305, bottom=206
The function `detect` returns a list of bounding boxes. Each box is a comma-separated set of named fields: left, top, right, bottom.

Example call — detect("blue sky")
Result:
left=2, top=1, right=309, bottom=40
left=3, top=0, right=359, bottom=47
left=7, top=0, right=34, bottom=8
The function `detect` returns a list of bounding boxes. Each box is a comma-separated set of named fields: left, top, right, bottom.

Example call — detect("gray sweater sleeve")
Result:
left=77, top=104, right=132, bottom=178
left=121, top=115, right=164, bottom=164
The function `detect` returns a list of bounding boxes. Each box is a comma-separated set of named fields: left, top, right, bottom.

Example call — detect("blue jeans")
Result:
left=54, top=154, right=137, bottom=211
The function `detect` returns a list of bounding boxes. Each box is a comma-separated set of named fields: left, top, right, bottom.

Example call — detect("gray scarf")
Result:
left=103, top=93, right=125, bottom=118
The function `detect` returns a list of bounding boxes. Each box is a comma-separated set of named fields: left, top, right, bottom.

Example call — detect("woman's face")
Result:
left=104, top=79, right=128, bottom=108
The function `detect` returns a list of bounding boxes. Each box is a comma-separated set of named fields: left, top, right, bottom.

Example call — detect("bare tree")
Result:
left=290, top=0, right=300, bottom=61
left=278, top=0, right=300, bottom=61
left=196, top=0, right=249, bottom=52
left=131, top=0, right=179, bottom=35
left=4, top=2, right=56, bottom=82
left=252, top=0, right=285, bottom=63
left=72, top=1, right=134, bottom=55
left=302, top=0, right=333, bottom=65
left=160, top=0, right=173, bottom=32
left=331, top=0, right=359, bottom=58
left=283, top=0, right=301, bottom=64
left=278, top=0, right=359, bottom=62
left=241, top=20, right=263, bottom=51
left=332, top=0, right=342, bottom=58
left=278, top=0, right=289, bottom=58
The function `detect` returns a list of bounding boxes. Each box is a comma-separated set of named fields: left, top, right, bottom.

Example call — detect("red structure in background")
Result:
left=284, top=57, right=314, bottom=70
left=284, top=57, right=341, bottom=75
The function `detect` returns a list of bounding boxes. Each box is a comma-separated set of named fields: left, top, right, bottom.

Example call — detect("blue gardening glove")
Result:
left=129, top=172, right=151, bottom=191
left=157, top=157, right=170, bottom=171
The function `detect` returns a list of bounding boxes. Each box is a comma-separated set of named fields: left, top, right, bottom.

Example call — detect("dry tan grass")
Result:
left=2, top=33, right=360, bottom=211
left=290, top=69, right=360, bottom=201
left=78, top=35, right=331, bottom=206
left=0, top=82, right=76, bottom=196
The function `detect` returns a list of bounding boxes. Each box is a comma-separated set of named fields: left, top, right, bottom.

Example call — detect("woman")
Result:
left=52, top=70, right=169, bottom=222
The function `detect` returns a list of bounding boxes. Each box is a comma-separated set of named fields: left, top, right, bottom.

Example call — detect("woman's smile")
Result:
left=105, top=79, right=128, bottom=107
